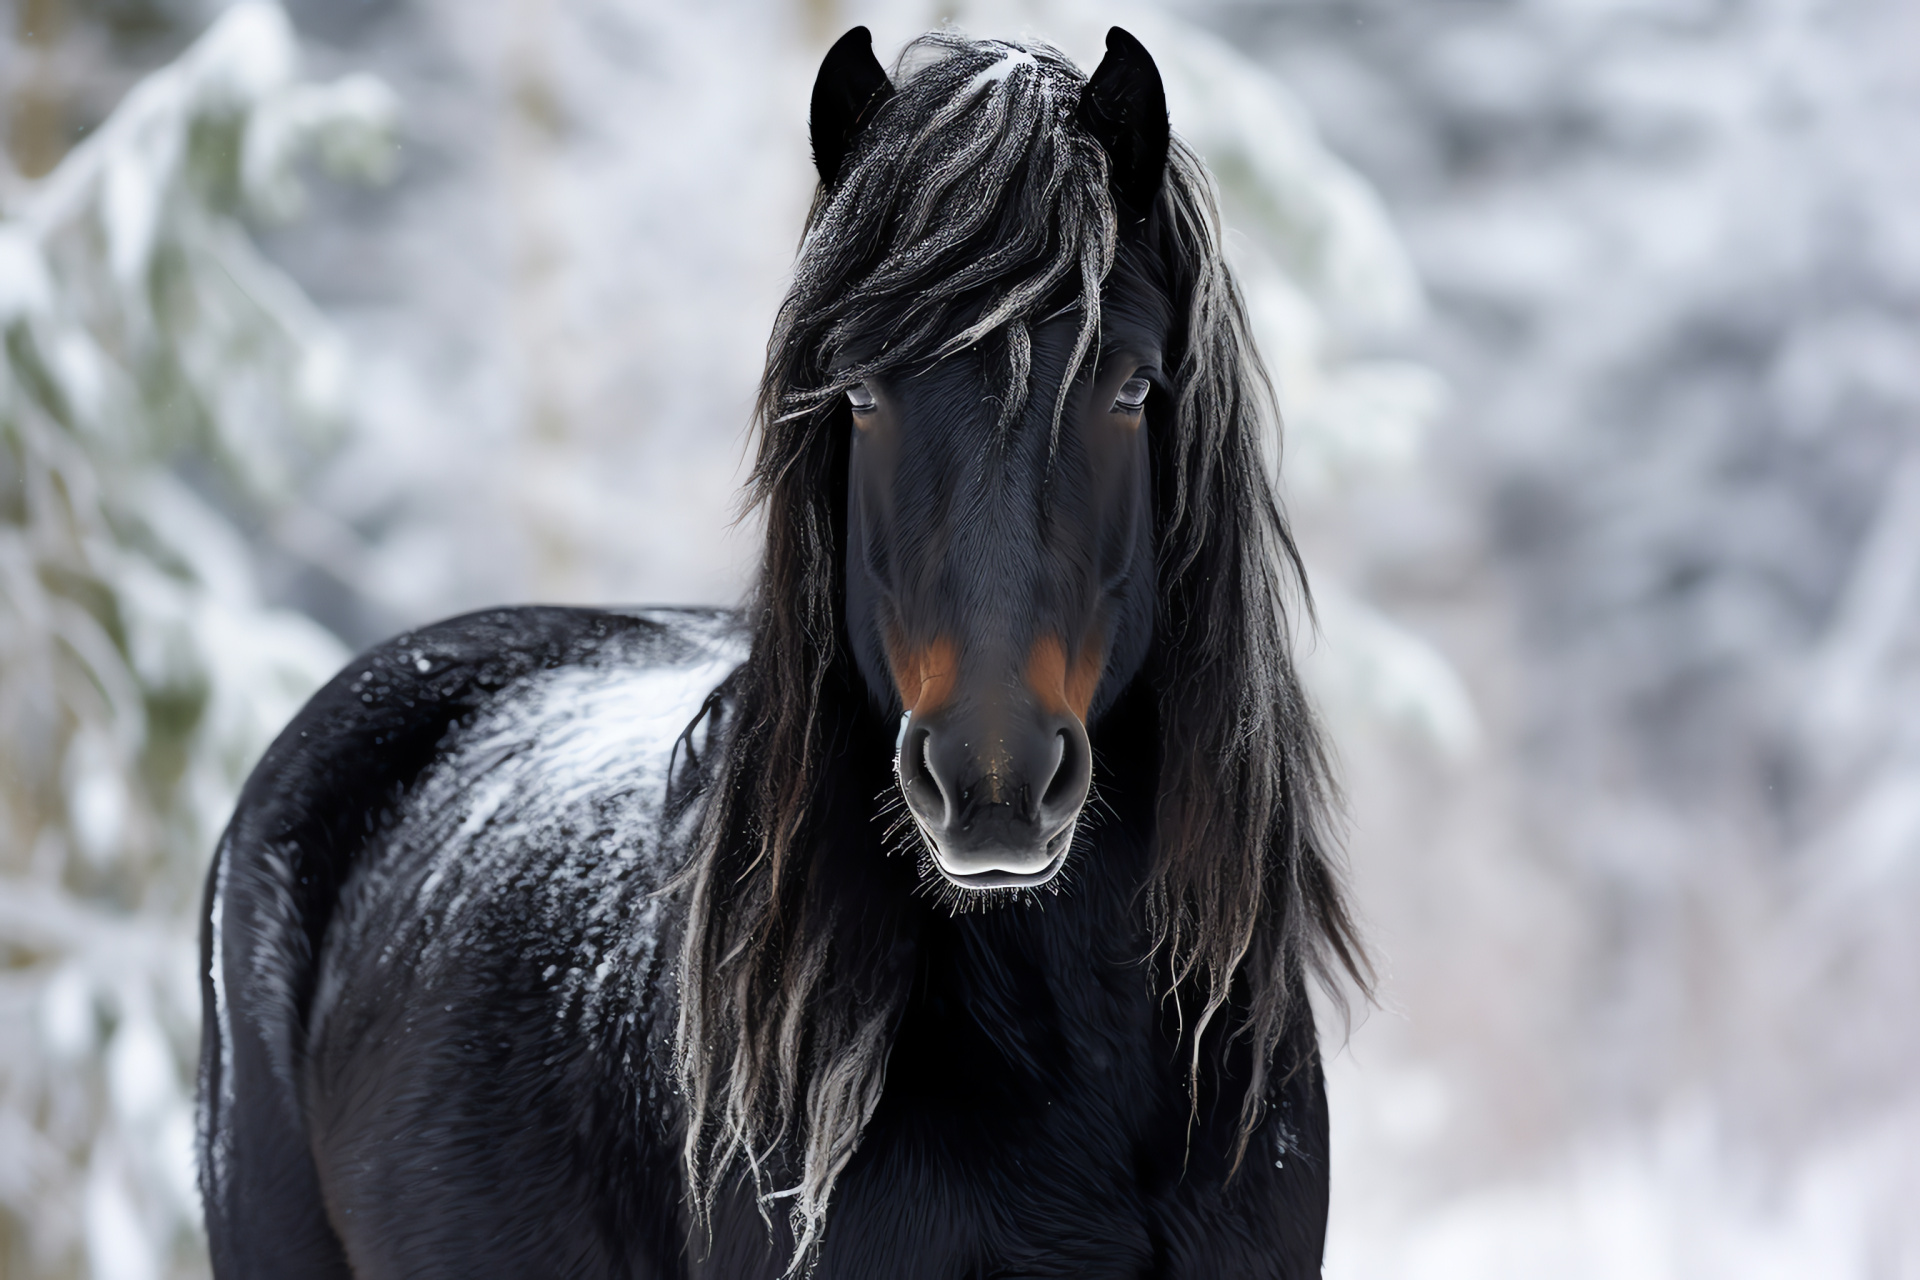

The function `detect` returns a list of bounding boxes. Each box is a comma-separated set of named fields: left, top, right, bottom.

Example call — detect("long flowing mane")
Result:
left=674, top=31, right=1368, bottom=1259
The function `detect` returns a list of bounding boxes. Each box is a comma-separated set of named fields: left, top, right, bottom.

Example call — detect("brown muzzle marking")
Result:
left=1025, top=634, right=1104, bottom=723
left=887, top=633, right=959, bottom=715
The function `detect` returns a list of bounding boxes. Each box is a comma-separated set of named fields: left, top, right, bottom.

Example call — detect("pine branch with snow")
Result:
left=0, top=7, right=392, bottom=1275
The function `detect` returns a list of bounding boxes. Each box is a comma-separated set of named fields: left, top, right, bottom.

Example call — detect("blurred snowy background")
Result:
left=1, top=0, right=1915, bottom=1276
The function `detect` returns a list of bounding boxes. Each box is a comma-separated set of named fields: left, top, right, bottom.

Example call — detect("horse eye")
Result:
left=847, top=383, right=876, bottom=413
left=1112, top=377, right=1151, bottom=413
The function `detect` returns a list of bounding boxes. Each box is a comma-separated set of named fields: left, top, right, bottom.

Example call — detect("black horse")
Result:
left=198, top=28, right=1366, bottom=1278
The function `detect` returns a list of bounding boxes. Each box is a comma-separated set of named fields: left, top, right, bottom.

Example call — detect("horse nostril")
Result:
left=1040, top=731, right=1070, bottom=809
left=901, top=725, right=951, bottom=829
left=1039, top=722, right=1090, bottom=817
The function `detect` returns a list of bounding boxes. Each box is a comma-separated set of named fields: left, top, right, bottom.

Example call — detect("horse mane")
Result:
left=674, top=31, right=1368, bottom=1263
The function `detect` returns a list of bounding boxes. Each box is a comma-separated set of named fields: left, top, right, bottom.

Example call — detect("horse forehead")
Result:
left=890, top=406, right=1087, bottom=543
left=886, top=388, right=1045, bottom=499
left=876, top=303, right=1152, bottom=553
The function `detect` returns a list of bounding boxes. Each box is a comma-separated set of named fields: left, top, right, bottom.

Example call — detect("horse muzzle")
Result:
left=894, top=706, right=1092, bottom=889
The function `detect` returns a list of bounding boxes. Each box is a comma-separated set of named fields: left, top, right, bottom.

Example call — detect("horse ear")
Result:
left=1078, top=27, right=1170, bottom=217
left=811, top=27, right=895, bottom=187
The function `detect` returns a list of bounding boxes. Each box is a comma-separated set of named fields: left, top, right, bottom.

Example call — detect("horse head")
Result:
left=814, top=27, right=1172, bottom=889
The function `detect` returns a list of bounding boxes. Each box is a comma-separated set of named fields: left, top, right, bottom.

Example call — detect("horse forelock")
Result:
left=776, top=35, right=1114, bottom=438
left=677, top=31, right=1369, bottom=1270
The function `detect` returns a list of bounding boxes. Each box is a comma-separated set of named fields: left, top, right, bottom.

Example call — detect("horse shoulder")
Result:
left=201, top=604, right=740, bottom=1279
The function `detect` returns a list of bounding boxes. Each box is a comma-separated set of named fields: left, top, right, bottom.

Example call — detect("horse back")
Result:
left=198, top=605, right=741, bottom=1278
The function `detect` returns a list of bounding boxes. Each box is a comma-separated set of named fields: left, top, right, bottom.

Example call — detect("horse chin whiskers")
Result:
left=902, top=818, right=1079, bottom=915
left=911, top=848, right=1057, bottom=917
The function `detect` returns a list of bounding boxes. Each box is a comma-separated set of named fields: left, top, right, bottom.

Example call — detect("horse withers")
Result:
left=198, top=27, right=1365, bottom=1278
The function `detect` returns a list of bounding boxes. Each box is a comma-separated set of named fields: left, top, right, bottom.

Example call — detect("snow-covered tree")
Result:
left=0, top=7, right=393, bottom=1274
